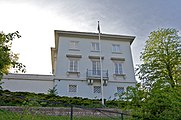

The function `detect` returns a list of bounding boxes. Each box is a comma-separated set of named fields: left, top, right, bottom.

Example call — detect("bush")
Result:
left=0, top=90, right=125, bottom=108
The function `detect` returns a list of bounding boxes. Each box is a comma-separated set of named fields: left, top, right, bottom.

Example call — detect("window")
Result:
left=112, top=44, right=121, bottom=53
left=91, top=42, right=100, bottom=51
left=94, top=86, right=101, bottom=93
left=69, top=85, right=77, bottom=92
left=69, top=41, right=79, bottom=50
left=92, top=61, right=101, bottom=75
left=117, top=87, right=124, bottom=94
left=114, top=62, right=123, bottom=74
left=69, top=59, right=78, bottom=72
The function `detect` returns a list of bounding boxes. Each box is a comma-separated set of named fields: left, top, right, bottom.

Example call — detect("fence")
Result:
left=0, top=106, right=130, bottom=120
left=0, top=92, right=131, bottom=120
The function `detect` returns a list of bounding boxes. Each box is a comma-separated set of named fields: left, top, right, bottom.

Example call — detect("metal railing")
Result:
left=86, top=69, right=109, bottom=80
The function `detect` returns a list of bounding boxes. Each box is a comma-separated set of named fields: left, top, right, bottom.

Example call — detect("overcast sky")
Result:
left=0, top=0, right=181, bottom=74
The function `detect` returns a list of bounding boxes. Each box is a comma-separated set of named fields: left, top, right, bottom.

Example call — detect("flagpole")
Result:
left=98, top=21, right=104, bottom=106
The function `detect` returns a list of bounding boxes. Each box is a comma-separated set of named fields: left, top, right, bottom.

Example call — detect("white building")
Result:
left=2, top=30, right=136, bottom=100
left=51, top=30, right=136, bottom=100
left=2, top=73, right=53, bottom=93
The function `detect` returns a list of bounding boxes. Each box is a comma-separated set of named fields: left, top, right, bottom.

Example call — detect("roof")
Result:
left=54, top=30, right=136, bottom=50
left=3, top=73, right=54, bottom=81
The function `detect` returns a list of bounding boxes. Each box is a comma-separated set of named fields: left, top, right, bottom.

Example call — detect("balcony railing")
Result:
left=86, top=69, right=109, bottom=80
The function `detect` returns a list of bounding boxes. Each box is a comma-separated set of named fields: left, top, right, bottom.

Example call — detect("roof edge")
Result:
left=54, top=30, right=135, bottom=40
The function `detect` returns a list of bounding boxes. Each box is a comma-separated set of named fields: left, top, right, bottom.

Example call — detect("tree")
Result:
left=137, top=28, right=181, bottom=89
left=47, top=85, right=58, bottom=96
left=121, top=28, right=181, bottom=120
left=125, top=85, right=181, bottom=120
left=140, top=86, right=181, bottom=120
left=119, top=83, right=146, bottom=108
left=0, top=31, right=26, bottom=80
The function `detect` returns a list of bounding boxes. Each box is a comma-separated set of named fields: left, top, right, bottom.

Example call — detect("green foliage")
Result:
left=121, top=28, right=181, bottom=119
left=0, top=31, right=26, bottom=80
left=121, top=84, right=181, bottom=120
left=137, top=28, right=181, bottom=89
left=47, top=84, right=58, bottom=96
left=0, top=90, right=121, bottom=108
left=120, top=84, right=146, bottom=109
left=0, top=81, right=3, bottom=90
left=131, top=86, right=181, bottom=120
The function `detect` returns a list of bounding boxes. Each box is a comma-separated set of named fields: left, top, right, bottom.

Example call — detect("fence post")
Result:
left=121, top=113, right=123, bottom=120
left=70, top=105, right=73, bottom=120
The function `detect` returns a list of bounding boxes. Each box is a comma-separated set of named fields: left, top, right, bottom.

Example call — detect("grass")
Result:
left=0, top=109, right=122, bottom=120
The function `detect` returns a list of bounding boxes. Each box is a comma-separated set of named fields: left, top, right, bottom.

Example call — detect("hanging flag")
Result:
left=97, top=21, right=100, bottom=33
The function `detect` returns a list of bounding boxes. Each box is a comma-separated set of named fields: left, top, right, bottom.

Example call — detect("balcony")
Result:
left=86, top=69, right=109, bottom=86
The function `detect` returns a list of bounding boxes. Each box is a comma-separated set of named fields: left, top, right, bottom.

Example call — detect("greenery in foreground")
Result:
left=0, top=90, right=127, bottom=119
left=0, top=109, right=118, bottom=120
left=119, top=28, right=181, bottom=120
left=0, top=89, right=126, bottom=108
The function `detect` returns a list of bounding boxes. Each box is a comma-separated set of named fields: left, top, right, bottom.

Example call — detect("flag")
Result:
left=97, top=21, right=100, bottom=33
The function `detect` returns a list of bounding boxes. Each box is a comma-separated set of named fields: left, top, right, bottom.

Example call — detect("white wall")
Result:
left=55, top=36, right=136, bottom=82
left=54, top=34, right=136, bottom=99
left=1, top=31, right=136, bottom=100
left=2, top=74, right=54, bottom=94
left=55, top=79, right=135, bottom=100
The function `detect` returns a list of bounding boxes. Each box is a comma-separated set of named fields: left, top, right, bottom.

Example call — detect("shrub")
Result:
left=0, top=90, right=124, bottom=108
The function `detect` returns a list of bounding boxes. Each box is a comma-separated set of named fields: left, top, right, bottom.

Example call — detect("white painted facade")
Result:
left=51, top=30, right=136, bottom=100
left=2, top=74, right=53, bottom=93
left=1, top=30, right=136, bottom=100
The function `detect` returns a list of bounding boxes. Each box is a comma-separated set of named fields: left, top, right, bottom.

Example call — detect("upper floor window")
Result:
left=92, top=61, right=101, bottom=76
left=112, top=44, right=121, bottom=53
left=91, top=42, right=100, bottom=51
left=114, top=62, right=123, bottom=74
left=69, top=41, right=79, bottom=50
left=69, top=85, right=77, bottom=92
left=69, top=59, right=78, bottom=72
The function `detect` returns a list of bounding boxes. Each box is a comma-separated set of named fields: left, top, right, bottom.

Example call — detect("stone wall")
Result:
left=0, top=106, right=124, bottom=117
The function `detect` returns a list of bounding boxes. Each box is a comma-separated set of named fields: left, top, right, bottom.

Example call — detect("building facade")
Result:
left=2, top=73, right=53, bottom=93
left=2, top=30, right=136, bottom=100
left=51, top=30, right=136, bottom=100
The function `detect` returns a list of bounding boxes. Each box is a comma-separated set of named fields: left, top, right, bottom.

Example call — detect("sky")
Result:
left=0, top=0, right=181, bottom=75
